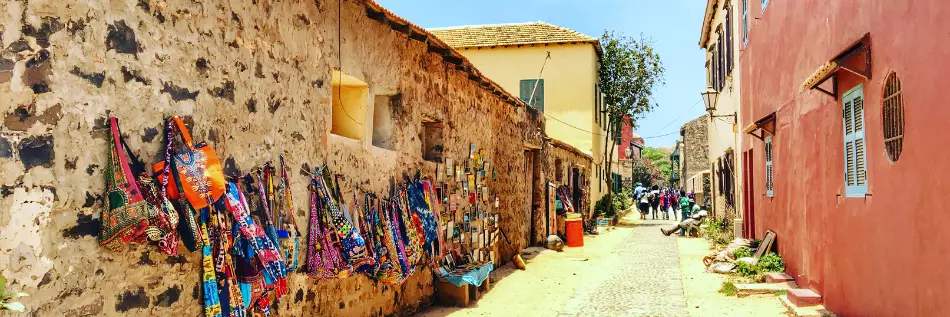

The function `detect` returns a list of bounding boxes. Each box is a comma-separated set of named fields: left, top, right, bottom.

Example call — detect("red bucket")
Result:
left=565, top=219, right=584, bottom=247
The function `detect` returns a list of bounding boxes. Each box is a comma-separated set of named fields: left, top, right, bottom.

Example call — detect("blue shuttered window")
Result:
left=519, top=79, right=544, bottom=112
left=765, top=136, right=773, bottom=197
left=843, top=85, right=868, bottom=196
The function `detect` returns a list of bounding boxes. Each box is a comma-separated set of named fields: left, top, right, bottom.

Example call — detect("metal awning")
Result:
left=743, top=112, right=776, bottom=141
left=800, top=33, right=872, bottom=100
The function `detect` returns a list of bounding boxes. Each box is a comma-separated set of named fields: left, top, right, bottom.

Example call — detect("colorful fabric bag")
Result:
left=98, top=117, right=154, bottom=249
left=152, top=116, right=225, bottom=209
left=164, top=121, right=202, bottom=252
left=306, top=174, right=349, bottom=280
left=313, top=171, right=375, bottom=271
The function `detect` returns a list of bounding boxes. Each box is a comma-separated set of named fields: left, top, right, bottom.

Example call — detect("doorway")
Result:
left=524, top=149, right=540, bottom=246
left=742, top=149, right=756, bottom=239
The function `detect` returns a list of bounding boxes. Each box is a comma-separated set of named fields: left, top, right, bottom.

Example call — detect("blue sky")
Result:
left=376, top=0, right=708, bottom=147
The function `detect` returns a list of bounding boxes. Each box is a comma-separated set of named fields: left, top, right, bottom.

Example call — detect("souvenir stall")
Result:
left=430, top=145, right=502, bottom=307
left=97, top=116, right=499, bottom=315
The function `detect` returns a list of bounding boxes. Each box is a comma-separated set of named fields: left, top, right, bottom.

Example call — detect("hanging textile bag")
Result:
left=98, top=117, right=155, bottom=249
left=151, top=116, right=225, bottom=209
left=158, top=120, right=202, bottom=252
left=277, top=157, right=302, bottom=272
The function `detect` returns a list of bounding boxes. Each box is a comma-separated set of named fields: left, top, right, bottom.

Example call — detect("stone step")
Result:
left=766, top=272, right=795, bottom=283
left=787, top=288, right=823, bottom=307
left=780, top=294, right=837, bottom=317
left=735, top=281, right=798, bottom=297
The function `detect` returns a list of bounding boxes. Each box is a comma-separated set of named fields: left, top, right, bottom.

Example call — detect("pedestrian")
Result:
left=678, top=190, right=690, bottom=226
left=638, top=190, right=651, bottom=220
left=660, top=189, right=671, bottom=220
left=649, top=186, right=660, bottom=219
left=634, top=182, right=645, bottom=201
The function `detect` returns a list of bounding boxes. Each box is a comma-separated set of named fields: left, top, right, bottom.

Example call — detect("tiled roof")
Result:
left=362, top=1, right=530, bottom=109
left=429, top=22, right=602, bottom=53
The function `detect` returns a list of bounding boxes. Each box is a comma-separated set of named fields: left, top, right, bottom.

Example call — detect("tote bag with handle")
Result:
left=151, top=116, right=225, bottom=209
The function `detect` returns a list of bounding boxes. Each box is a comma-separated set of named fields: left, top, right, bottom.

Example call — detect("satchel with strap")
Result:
left=99, top=117, right=153, bottom=249
left=152, top=116, right=225, bottom=209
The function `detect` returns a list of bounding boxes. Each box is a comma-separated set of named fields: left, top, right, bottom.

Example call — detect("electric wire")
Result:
left=337, top=0, right=362, bottom=126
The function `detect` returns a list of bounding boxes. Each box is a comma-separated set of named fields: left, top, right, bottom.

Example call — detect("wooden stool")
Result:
left=435, top=279, right=470, bottom=307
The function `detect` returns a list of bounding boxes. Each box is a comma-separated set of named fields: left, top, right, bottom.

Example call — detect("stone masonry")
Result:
left=678, top=114, right=709, bottom=190
left=0, top=0, right=546, bottom=316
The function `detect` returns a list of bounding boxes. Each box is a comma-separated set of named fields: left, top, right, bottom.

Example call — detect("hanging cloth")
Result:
left=312, top=170, right=375, bottom=272
left=384, top=199, right=413, bottom=282
left=305, top=174, right=348, bottom=280
left=407, top=179, right=440, bottom=262
left=366, top=195, right=402, bottom=284
left=277, top=157, right=302, bottom=272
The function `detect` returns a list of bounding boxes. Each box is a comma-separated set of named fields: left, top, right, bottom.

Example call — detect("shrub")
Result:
left=701, top=218, right=734, bottom=246
left=719, top=281, right=738, bottom=296
left=736, top=260, right=761, bottom=279
left=758, top=252, right=786, bottom=273
left=594, top=195, right=613, bottom=218
left=733, top=247, right=752, bottom=259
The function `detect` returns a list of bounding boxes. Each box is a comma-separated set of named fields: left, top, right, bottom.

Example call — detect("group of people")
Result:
left=633, top=183, right=707, bottom=236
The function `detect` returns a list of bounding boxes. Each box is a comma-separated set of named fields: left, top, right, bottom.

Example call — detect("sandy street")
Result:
left=415, top=211, right=788, bottom=317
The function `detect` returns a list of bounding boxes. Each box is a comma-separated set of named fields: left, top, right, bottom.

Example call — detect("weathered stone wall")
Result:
left=531, top=139, right=590, bottom=243
left=0, top=0, right=539, bottom=315
left=679, top=114, right=709, bottom=186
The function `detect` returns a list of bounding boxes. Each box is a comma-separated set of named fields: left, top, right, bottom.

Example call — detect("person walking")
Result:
left=649, top=186, right=660, bottom=219
left=659, top=189, right=671, bottom=220
left=638, top=191, right=651, bottom=220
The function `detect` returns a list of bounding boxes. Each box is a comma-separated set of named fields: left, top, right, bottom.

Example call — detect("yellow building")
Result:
left=700, top=0, right=743, bottom=230
left=430, top=21, right=617, bottom=204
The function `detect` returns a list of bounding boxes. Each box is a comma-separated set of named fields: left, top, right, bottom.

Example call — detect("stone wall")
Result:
left=531, top=139, right=591, bottom=243
left=0, top=0, right=541, bottom=315
left=679, top=114, right=709, bottom=187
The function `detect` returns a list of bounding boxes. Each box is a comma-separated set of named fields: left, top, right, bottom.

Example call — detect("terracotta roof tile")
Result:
left=429, top=22, right=601, bottom=53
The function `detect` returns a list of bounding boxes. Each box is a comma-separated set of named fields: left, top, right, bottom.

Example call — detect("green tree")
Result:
left=642, top=147, right=671, bottom=185
left=599, top=31, right=666, bottom=211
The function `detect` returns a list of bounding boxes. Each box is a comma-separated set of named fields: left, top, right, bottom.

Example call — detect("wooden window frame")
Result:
left=765, top=135, right=774, bottom=197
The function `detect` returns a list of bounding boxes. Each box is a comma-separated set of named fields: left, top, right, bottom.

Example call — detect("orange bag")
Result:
left=152, top=116, right=225, bottom=209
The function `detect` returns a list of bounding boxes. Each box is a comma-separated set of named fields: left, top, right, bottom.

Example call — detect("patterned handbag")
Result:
left=98, top=117, right=154, bottom=249
left=152, top=116, right=225, bottom=209
left=164, top=121, right=202, bottom=252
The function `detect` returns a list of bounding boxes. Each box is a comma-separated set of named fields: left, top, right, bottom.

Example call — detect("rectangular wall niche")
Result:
left=372, top=94, right=395, bottom=150
left=331, top=70, right=368, bottom=140
left=422, top=120, right=444, bottom=162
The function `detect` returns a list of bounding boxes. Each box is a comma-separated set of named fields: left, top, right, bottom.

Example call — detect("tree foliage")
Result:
left=598, top=31, right=666, bottom=200
left=599, top=31, right=665, bottom=129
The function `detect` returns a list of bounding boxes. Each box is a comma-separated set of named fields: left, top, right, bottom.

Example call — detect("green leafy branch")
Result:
left=1, top=275, right=29, bottom=312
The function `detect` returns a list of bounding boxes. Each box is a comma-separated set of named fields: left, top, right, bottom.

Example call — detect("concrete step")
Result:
left=766, top=272, right=795, bottom=283
left=735, top=281, right=798, bottom=297
left=787, top=288, right=823, bottom=307
left=780, top=295, right=836, bottom=317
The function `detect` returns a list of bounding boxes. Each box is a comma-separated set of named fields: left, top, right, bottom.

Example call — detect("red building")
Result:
left=739, top=1, right=948, bottom=315
left=618, top=116, right=643, bottom=160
